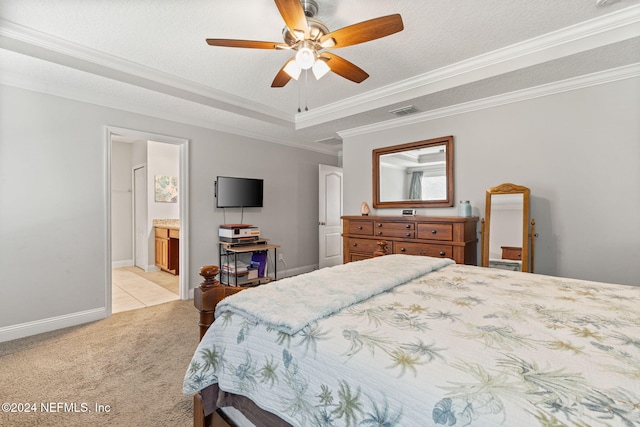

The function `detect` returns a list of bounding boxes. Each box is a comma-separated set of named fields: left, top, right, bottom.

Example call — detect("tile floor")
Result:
left=112, top=267, right=179, bottom=313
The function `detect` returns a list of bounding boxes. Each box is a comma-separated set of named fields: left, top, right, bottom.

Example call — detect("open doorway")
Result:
left=106, top=126, right=189, bottom=316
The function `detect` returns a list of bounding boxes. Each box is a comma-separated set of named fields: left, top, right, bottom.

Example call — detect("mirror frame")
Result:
left=372, top=136, right=454, bottom=208
left=482, top=183, right=530, bottom=272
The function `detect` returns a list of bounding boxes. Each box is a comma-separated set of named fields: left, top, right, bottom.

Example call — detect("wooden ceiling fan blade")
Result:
left=206, top=39, right=287, bottom=49
left=320, top=14, right=403, bottom=48
left=274, top=0, right=309, bottom=39
left=321, top=53, right=369, bottom=83
left=271, top=59, right=295, bottom=87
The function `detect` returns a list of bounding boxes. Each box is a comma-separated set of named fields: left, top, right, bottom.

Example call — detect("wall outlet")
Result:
left=278, top=253, right=284, bottom=262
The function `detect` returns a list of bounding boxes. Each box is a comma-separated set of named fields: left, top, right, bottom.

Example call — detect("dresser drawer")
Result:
left=501, top=246, right=522, bottom=260
left=373, top=222, right=415, bottom=238
left=374, top=229, right=415, bottom=238
left=416, top=223, right=453, bottom=241
left=348, top=221, right=374, bottom=235
left=394, top=242, right=453, bottom=258
left=346, top=238, right=380, bottom=255
left=349, top=253, right=373, bottom=262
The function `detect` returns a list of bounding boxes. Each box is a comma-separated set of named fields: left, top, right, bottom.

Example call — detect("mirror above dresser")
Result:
left=372, top=136, right=454, bottom=208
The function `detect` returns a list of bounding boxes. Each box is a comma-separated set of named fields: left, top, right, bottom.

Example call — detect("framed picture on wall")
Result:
left=154, top=175, right=178, bottom=203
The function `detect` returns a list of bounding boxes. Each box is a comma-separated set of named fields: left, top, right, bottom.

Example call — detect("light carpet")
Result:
left=0, top=299, right=198, bottom=426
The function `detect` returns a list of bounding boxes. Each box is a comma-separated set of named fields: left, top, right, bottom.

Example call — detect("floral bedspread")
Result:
left=183, top=263, right=640, bottom=426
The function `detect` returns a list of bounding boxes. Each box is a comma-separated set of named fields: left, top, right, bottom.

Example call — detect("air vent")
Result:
left=389, top=105, right=418, bottom=117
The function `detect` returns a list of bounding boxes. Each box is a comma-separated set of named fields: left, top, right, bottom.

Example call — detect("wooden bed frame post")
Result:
left=193, top=265, right=244, bottom=427
left=193, top=392, right=209, bottom=427
left=194, top=265, right=222, bottom=340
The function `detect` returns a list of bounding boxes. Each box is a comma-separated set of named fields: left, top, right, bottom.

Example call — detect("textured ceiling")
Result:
left=1, top=0, right=639, bottom=153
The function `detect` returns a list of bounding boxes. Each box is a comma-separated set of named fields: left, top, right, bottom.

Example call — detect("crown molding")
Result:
left=0, top=18, right=295, bottom=128
left=297, top=4, right=640, bottom=129
left=337, top=63, right=640, bottom=139
left=1, top=5, right=638, bottom=149
left=0, top=70, right=338, bottom=156
left=2, top=5, right=638, bottom=133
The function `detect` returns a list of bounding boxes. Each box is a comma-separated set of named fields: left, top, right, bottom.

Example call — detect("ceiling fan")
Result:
left=205, top=0, right=404, bottom=88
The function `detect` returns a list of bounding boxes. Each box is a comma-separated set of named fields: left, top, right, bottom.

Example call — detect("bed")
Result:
left=184, top=254, right=640, bottom=427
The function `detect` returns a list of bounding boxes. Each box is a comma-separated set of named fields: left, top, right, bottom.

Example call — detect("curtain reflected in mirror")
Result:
left=373, top=136, right=454, bottom=208
left=409, top=171, right=423, bottom=200
left=481, top=183, right=535, bottom=272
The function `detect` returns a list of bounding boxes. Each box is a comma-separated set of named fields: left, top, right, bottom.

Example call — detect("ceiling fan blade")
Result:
left=274, top=0, right=309, bottom=39
left=271, top=59, right=295, bottom=87
left=206, top=39, right=288, bottom=49
left=321, top=52, right=369, bottom=83
left=320, top=14, right=403, bottom=48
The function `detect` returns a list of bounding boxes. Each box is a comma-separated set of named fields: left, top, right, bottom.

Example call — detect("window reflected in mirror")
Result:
left=373, top=136, right=454, bottom=208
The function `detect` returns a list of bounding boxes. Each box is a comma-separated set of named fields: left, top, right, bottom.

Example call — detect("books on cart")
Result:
left=222, top=261, right=248, bottom=274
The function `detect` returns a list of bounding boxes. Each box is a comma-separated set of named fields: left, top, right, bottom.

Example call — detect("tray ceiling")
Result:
left=1, top=0, right=639, bottom=153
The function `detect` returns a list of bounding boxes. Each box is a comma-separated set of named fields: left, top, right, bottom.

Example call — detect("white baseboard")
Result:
left=279, top=263, right=318, bottom=278
left=0, top=307, right=107, bottom=343
left=111, top=259, right=133, bottom=269
left=111, top=261, right=161, bottom=273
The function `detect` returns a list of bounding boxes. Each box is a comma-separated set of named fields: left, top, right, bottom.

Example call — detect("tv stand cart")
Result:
left=219, top=239, right=280, bottom=287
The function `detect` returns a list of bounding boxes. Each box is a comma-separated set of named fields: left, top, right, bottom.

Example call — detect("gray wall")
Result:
left=343, top=77, right=640, bottom=286
left=0, top=84, right=338, bottom=339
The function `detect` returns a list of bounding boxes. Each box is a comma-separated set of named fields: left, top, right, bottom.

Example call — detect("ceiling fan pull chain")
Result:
left=297, top=77, right=302, bottom=113
left=304, top=70, right=309, bottom=112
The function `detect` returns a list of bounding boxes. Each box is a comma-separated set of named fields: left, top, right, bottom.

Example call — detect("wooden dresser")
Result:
left=342, top=215, right=478, bottom=265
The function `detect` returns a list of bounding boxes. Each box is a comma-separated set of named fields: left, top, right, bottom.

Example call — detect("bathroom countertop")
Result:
left=153, top=219, right=180, bottom=230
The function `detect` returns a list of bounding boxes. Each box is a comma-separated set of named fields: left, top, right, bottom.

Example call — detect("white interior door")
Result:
left=319, top=164, right=343, bottom=269
left=133, top=165, right=147, bottom=270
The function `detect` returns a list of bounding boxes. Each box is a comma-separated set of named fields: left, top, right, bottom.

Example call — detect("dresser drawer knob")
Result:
left=405, top=233, right=411, bottom=237
left=352, top=243, right=358, bottom=247
left=439, top=251, right=445, bottom=256
left=431, top=229, right=437, bottom=234
left=405, top=224, right=411, bottom=229
left=400, top=247, right=406, bottom=252
left=357, top=226, right=363, bottom=230
left=377, top=223, right=383, bottom=227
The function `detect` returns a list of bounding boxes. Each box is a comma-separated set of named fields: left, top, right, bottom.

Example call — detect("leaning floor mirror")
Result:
left=481, top=183, right=535, bottom=272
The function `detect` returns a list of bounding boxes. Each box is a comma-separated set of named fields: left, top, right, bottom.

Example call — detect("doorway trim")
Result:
left=132, top=164, right=147, bottom=271
left=105, top=125, right=190, bottom=316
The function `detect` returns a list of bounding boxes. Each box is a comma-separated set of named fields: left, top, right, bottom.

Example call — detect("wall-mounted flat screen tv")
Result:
left=215, top=176, right=264, bottom=208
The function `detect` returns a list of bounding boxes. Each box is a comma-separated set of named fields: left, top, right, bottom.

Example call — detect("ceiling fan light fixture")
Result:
left=312, top=59, right=330, bottom=79
left=206, top=2, right=404, bottom=89
left=283, top=60, right=302, bottom=80
left=295, top=43, right=316, bottom=69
